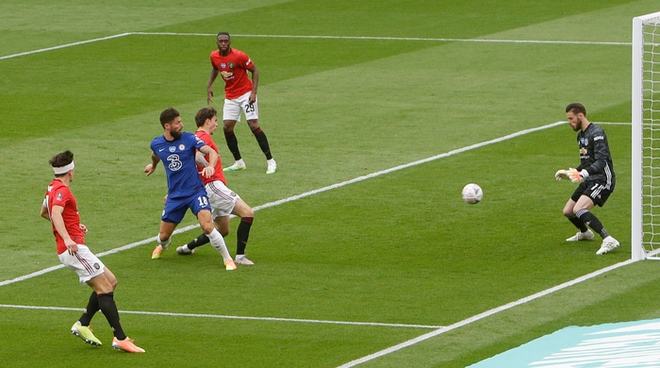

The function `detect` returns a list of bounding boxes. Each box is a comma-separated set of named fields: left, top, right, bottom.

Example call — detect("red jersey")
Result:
left=44, top=179, right=85, bottom=254
left=195, top=129, right=227, bottom=186
left=209, top=48, right=254, bottom=99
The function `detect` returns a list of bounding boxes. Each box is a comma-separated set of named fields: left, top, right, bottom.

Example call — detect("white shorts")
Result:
left=205, top=180, right=241, bottom=219
left=223, top=90, right=259, bottom=122
left=58, top=244, right=106, bottom=285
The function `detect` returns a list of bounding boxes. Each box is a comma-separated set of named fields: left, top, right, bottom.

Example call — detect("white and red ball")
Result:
left=462, top=183, right=483, bottom=204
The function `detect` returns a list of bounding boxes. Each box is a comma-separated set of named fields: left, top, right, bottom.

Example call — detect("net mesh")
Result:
left=641, top=19, right=660, bottom=255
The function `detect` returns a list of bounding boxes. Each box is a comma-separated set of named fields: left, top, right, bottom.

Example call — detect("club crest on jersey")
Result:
left=228, top=62, right=235, bottom=69
left=580, top=137, right=588, bottom=146
left=169, top=146, right=176, bottom=153
left=179, top=144, right=185, bottom=151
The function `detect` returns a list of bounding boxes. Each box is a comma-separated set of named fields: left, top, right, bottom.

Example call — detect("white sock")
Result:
left=207, top=229, right=231, bottom=261
left=157, top=234, right=171, bottom=249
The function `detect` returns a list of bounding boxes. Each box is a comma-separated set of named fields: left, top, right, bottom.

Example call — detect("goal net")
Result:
left=632, top=11, right=660, bottom=260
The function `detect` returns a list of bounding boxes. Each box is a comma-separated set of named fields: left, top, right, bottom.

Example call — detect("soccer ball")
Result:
left=462, top=183, right=483, bottom=204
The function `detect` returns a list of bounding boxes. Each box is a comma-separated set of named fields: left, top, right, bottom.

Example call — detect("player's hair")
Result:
left=566, top=103, right=587, bottom=116
left=160, top=107, right=180, bottom=127
left=195, top=107, right=217, bottom=127
left=217, top=32, right=230, bottom=39
left=49, top=150, right=74, bottom=177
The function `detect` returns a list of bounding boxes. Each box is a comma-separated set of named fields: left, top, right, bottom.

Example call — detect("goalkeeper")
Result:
left=555, top=103, right=619, bottom=255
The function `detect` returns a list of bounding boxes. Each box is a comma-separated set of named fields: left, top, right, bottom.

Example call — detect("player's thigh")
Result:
left=232, top=198, right=254, bottom=218
left=87, top=271, right=116, bottom=294
left=573, top=195, right=596, bottom=212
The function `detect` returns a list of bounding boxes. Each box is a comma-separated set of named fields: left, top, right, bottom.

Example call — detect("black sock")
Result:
left=224, top=131, right=242, bottom=161
left=576, top=209, right=609, bottom=238
left=97, top=292, right=126, bottom=340
left=79, top=291, right=99, bottom=326
left=237, top=217, right=253, bottom=255
left=251, top=128, right=273, bottom=160
left=187, top=233, right=209, bottom=251
left=568, top=215, right=588, bottom=233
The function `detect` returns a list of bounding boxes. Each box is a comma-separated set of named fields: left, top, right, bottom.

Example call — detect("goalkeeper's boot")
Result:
left=224, top=259, right=238, bottom=270
left=596, top=236, right=620, bottom=255
left=223, top=159, right=246, bottom=172
left=112, top=337, right=145, bottom=353
left=566, top=229, right=594, bottom=242
left=176, top=245, right=195, bottom=255
left=71, top=321, right=102, bottom=346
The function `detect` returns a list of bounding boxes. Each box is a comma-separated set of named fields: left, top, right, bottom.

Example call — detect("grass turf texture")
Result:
left=0, top=0, right=658, bottom=367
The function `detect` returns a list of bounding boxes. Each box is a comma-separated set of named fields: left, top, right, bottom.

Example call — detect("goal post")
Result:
left=632, top=11, right=660, bottom=261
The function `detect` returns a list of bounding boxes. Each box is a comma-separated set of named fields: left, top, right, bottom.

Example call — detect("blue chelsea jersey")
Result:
left=150, top=132, right=206, bottom=199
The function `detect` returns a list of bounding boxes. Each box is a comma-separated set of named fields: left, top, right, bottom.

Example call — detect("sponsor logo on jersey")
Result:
left=594, top=136, right=604, bottom=141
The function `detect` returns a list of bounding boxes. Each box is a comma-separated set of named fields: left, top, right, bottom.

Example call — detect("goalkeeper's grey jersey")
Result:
left=576, top=123, right=615, bottom=189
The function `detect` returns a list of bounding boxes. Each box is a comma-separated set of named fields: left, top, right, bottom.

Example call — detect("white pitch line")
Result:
left=0, top=33, right=132, bottom=61
left=336, top=259, right=638, bottom=368
left=0, top=120, right=564, bottom=288
left=1, top=32, right=630, bottom=61
left=133, top=31, right=630, bottom=46
left=0, top=304, right=441, bottom=329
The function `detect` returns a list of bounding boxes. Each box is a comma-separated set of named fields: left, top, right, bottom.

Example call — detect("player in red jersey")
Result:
left=177, top=107, right=257, bottom=265
left=207, top=31, right=277, bottom=174
left=40, top=150, right=144, bottom=353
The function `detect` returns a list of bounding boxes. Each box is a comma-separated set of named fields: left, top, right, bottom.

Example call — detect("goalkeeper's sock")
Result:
left=568, top=215, right=588, bottom=233
left=186, top=233, right=210, bottom=251
left=576, top=209, right=605, bottom=237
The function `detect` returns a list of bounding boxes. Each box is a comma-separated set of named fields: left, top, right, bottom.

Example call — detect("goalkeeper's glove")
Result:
left=555, top=168, right=588, bottom=183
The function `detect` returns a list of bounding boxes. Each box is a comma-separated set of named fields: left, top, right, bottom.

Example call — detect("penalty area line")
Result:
left=0, top=304, right=442, bottom=329
left=0, top=33, right=132, bottom=61
left=1, top=32, right=629, bottom=61
left=0, top=120, right=564, bottom=289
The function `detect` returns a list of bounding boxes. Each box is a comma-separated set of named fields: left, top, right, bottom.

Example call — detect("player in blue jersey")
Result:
left=144, top=107, right=237, bottom=270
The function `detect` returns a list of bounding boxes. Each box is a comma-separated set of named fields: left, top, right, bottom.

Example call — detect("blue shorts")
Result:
left=162, top=189, right=212, bottom=223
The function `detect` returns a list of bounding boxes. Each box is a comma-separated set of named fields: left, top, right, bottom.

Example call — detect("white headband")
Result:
left=53, top=161, right=75, bottom=175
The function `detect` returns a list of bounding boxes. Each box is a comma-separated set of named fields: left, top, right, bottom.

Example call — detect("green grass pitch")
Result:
left=2, top=0, right=660, bottom=367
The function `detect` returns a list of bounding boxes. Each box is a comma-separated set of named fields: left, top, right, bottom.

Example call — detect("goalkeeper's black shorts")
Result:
left=570, top=181, right=614, bottom=207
